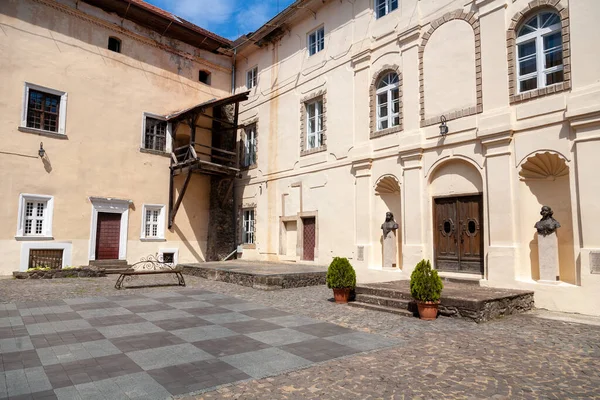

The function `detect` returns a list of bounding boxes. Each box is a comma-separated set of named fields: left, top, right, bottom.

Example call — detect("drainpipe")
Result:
left=231, top=48, right=238, bottom=258
left=231, top=48, right=237, bottom=94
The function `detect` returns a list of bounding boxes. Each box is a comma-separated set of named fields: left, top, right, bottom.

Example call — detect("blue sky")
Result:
left=146, top=0, right=295, bottom=40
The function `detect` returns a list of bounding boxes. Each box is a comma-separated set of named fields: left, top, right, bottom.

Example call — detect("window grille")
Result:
left=28, top=249, right=63, bottom=269
left=144, top=117, right=167, bottom=152
left=243, top=209, right=255, bottom=244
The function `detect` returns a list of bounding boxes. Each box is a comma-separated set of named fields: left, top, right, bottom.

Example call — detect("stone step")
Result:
left=354, top=293, right=417, bottom=312
left=354, top=285, right=413, bottom=301
left=89, top=260, right=128, bottom=267
left=441, top=276, right=482, bottom=286
left=348, top=302, right=416, bottom=318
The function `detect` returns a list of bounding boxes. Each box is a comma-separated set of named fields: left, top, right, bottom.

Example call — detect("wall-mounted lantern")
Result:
left=38, top=142, right=45, bottom=158
left=439, top=115, right=448, bottom=137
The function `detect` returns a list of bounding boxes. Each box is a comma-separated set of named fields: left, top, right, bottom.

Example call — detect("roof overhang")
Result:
left=82, top=0, right=232, bottom=53
left=166, top=91, right=250, bottom=123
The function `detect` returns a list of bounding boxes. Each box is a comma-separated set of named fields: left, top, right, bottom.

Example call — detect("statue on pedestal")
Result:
left=535, top=206, right=561, bottom=236
left=381, top=212, right=399, bottom=268
left=535, top=206, right=561, bottom=282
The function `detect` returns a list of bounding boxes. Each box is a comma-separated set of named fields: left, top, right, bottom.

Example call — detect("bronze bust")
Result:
left=381, top=212, right=399, bottom=237
left=535, top=206, right=561, bottom=236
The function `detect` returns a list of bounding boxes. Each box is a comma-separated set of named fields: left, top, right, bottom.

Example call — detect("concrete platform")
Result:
left=181, top=261, right=327, bottom=290
left=349, top=280, right=534, bottom=322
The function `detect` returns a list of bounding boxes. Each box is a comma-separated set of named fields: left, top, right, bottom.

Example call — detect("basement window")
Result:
left=199, top=70, right=211, bottom=85
left=108, top=37, right=121, bottom=53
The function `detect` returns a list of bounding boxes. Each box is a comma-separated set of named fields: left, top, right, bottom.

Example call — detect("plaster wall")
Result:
left=0, top=0, right=231, bottom=274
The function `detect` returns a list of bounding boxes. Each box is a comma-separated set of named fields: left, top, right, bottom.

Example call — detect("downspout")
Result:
left=231, top=48, right=238, bottom=258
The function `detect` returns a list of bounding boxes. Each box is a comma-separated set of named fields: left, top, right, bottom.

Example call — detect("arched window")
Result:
left=516, top=11, right=563, bottom=93
left=376, top=72, right=400, bottom=131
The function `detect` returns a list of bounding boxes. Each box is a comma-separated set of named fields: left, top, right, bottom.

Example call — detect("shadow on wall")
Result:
left=170, top=173, right=210, bottom=263
left=525, top=175, right=576, bottom=284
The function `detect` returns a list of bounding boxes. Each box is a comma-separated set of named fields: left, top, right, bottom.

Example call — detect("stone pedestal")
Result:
left=538, top=232, right=559, bottom=282
left=383, top=230, right=397, bottom=269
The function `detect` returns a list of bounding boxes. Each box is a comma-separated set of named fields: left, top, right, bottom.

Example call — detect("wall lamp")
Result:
left=38, top=142, right=45, bottom=158
left=439, top=115, right=449, bottom=137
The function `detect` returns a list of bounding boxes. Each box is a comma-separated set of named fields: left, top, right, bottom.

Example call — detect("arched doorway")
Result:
left=429, top=159, right=484, bottom=274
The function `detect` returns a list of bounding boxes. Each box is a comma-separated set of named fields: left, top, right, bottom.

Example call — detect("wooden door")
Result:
left=434, top=196, right=483, bottom=274
left=95, top=212, right=121, bottom=260
left=302, top=218, right=316, bottom=261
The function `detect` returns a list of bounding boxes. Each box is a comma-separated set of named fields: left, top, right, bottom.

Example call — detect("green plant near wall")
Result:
left=326, top=257, right=357, bottom=289
left=410, top=259, right=443, bottom=302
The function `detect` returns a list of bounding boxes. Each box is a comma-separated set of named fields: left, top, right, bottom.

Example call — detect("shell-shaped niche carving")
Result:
left=519, top=152, right=569, bottom=180
left=375, top=175, right=400, bottom=195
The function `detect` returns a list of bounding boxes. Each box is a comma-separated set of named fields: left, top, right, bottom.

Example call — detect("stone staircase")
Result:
left=88, top=260, right=129, bottom=274
left=349, top=280, right=535, bottom=322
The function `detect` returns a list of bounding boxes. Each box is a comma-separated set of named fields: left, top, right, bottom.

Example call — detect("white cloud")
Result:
left=168, top=0, right=237, bottom=28
left=236, top=2, right=273, bottom=34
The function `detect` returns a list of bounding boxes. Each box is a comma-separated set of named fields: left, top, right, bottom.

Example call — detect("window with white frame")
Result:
left=243, top=209, right=255, bottom=244
left=375, top=0, right=398, bottom=19
left=307, top=27, right=324, bottom=56
left=246, top=67, right=258, bottom=89
left=376, top=72, right=400, bottom=131
left=516, top=11, right=563, bottom=94
left=243, top=124, right=257, bottom=167
left=141, top=205, right=165, bottom=240
left=306, top=98, right=323, bottom=150
left=143, top=114, right=170, bottom=152
left=16, top=194, right=54, bottom=238
left=21, top=83, right=67, bottom=135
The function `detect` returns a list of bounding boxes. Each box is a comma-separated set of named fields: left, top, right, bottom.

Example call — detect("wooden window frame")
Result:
left=20, top=83, right=67, bottom=136
left=141, top=113, right=172, bottom=154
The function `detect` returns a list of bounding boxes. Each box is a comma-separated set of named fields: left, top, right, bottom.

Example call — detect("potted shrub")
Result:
left=326, top=257, right=356, bottom=304
left=410, top=259, right=443, bottom=320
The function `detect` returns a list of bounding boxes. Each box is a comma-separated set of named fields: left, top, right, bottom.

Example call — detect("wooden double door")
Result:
left=95, top=212, right=121, bottom=260
left=434, top=195, right=484, bottom=274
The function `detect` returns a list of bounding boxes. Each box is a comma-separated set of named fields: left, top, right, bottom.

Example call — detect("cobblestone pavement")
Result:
left=1, top=276, right=600, bottom=399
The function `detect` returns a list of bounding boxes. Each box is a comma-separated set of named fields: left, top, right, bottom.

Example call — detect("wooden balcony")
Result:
left=171, top=143, right=238, bottom=177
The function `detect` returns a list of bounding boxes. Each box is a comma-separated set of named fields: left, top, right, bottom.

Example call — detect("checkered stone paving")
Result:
left=0, top=288, right=402, bottom=399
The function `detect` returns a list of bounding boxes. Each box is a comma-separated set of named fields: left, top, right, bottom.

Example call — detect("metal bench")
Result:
left=114, top=254, right=186, bottom=290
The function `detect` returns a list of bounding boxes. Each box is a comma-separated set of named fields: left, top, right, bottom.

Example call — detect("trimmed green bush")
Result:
left=410, top=259, right=443, bottom=302
left=326, top=257, right=356, bottom=289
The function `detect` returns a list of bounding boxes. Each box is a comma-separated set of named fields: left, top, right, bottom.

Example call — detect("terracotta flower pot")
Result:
left=332, top=288, right=351, bottom=304
left=417, top=301, right=440, bottom=320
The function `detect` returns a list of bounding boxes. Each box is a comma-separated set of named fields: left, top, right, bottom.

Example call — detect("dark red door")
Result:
left=434, top=195, right=483, bottom=274
left=95, top=212, right=121, bottom=260
left=302, top=218, right=316, bottom=261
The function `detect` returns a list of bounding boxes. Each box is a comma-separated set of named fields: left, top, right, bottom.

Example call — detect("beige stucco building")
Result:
left=232, top=0, right=600, bottom=316
left=0, top=0, right=242, bottom=274
left=2, top=0, right=600, bottom=316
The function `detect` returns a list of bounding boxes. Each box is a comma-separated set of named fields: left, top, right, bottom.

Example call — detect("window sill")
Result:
left=301, top=145, right=327, bottom=157
left=140, top=238, right=167, bottom=242
left=15, top=236, right=54, bottom=241
left=242, top=243, right=257, bottom=249
left=18, top=126, right=67, bottom=140
left=139, top=148, right=170, bottom=157
left=241, top=164, right=258, bottom=171
left=371, top=125, right=402, bottom=139
left=510, top=81, right=570, bottom=104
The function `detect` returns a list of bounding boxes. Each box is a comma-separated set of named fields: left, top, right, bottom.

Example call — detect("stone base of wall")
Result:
left=13, top=268, right=106, bottom=279
left=182, top=265, right=326, bottom=290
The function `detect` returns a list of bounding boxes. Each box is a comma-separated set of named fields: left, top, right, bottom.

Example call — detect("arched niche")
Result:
left=517, top=152, right=576, bottom=284
left=375, top=175, right=400, bottom=195
left=419, top=10, right=482, bottom=127
left=373, top=174, right=402, bottom=268
left=429, top=159, right=483, bottom=197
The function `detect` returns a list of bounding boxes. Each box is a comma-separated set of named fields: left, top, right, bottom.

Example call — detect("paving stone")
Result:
left=0, top=316, right=24, bottom=328
left=109, top=331, right=185, bottom=353
left=119, top=302, right=176, bottom=314
left=168, top=300, right=214, bottom=310
left=75, top=307, right=132, bottom=320
left=220, top=348, right=312, bottom=379
left=184, top=306, right=232, bottom=316
left=171, top=325, right=238, bottom=343
left=126, top=343, right=213, bottom=370
left=19, top=306, right=74, bottom=317
left=0, top=336, right=34, bottom=354
left=63, top=298, right=111, bottom=306
left=1, top=349, right=42, bottom=371
left=192, top=335, right=271, bottom=357
left=291, top=322, right=355, bottom=338
left=29, top=329, right=105, bottom=349
left=221, top=319, right=289, bottom=335
left=199, top=312, right=255, bottom=325
left=240, top=308, right=292, bottom=319
left=53, top=372, right=170, bottom=400
left=279, top=338, right=360, bottom=362
left=245, top=328, right=318, bottom=347
left=0, top=326, right=29, bottom=339
left=263, top=314, right=322, bottom=328
left=35, top=339, right=121, bottom=366
left=137, top=309, right=194, bottom=322
left=21, top=312, right=82, bottom=325
left=219, top=302, right=270, bottom=312
left=152, top=316, right=213, bottom=331
left=325, top=331, right=404, bottom=352
left=95, top=322, right=163, bottom=339
left=2, top=367, right=52, bottom=398
left=205, top=297, right=249, bottom=306
left=25, top=320, right=93, bottom=336
left=86, top=313, right=147, bottom=328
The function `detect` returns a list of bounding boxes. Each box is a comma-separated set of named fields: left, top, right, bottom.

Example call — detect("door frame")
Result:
left=88, top=197, right=131, bottom=261
left=432, top=193, right=485, bottom=275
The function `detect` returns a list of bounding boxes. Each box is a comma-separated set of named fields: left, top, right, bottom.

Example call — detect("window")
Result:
left=243, top=125, right=257, bottom=167
left=306, top=99, right=323, bottom=150
left=16, top=194, right=54, bottom=239
left=516, top=11, right=563, bottom=93
left=158, top=248, right=179, bottom=266
left=243, top=209, right=255, bottom=244
left=307, top=27, right=324, bottom=56
left=199, top=70, right=211, bottom=85
left=20, top=83, right=67, bottom=135
left=376, top=72, right=400, bottom=131
left=375, top=0, right=398, bottom=19
left=142, top=114, right=171, bottom=153
left=246, top=67, right=258, bottom=89
left=141, top=205, right=165, bottom=240
left=108, top=37, right=121, bottom=53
